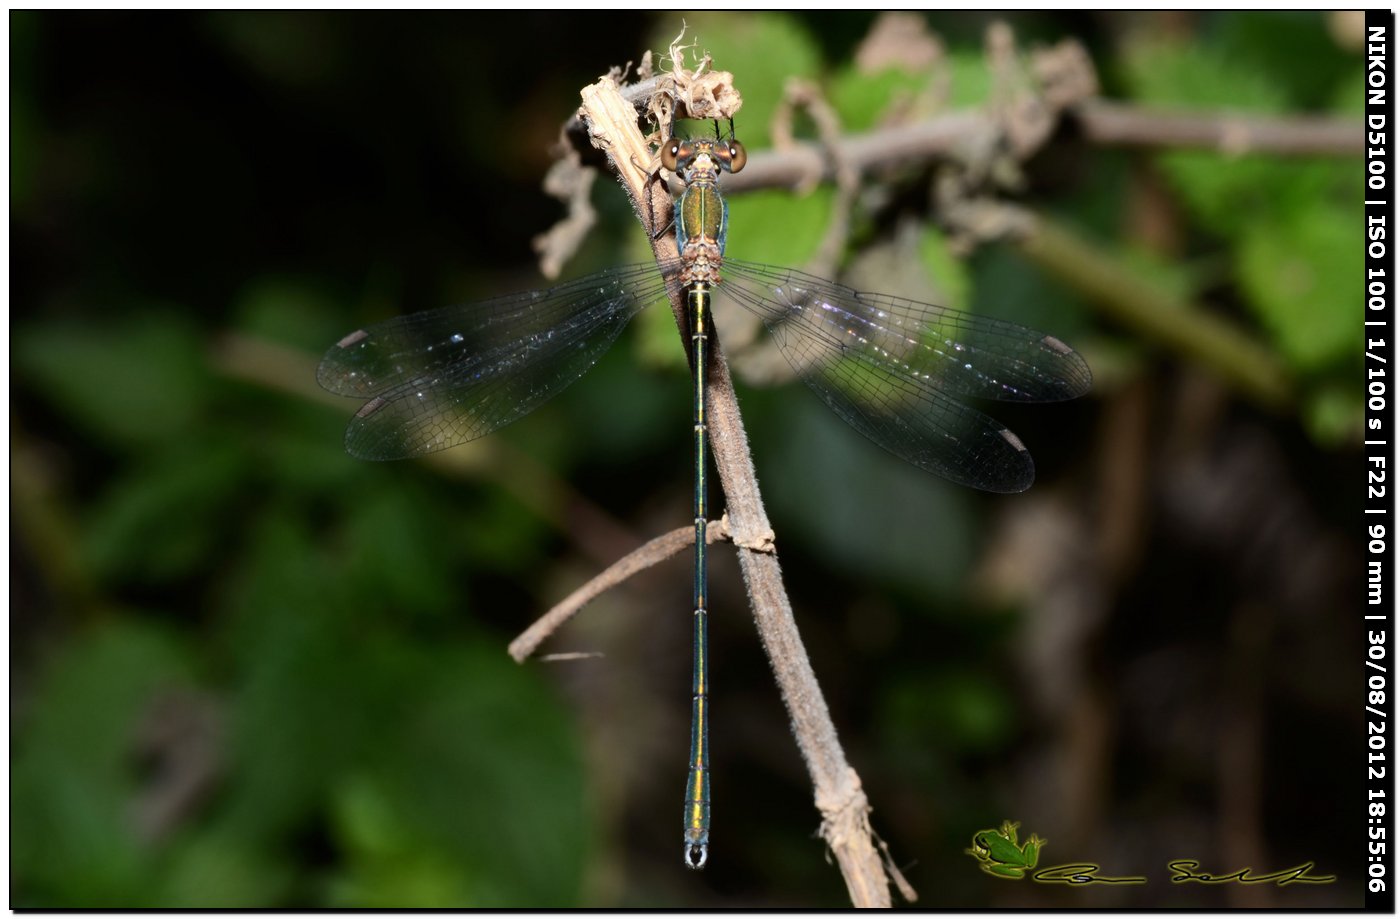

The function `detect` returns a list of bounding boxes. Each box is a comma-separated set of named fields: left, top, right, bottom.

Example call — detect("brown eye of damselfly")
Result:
left=723, top=139, right=747, bottom=173
left=663, top=137, right=691, bottom=172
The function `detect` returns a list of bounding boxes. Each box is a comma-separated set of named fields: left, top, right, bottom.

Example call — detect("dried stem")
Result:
left=1074, top=99, right=1363, bottom=157
left=575, top=76, right=895, bottom=907
left=717, top=107, right=1359, bottom=197
left=508, top=523, right=720, bottom=662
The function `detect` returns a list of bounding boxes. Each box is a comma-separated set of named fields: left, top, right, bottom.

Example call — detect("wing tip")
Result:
left=991, top=428, right=1035, bottom=493
left=1040, top=335, right=1094, bottom=401
left=317, top=330, right=373, bottom=394
left=344, top=397, right=405, bottom=461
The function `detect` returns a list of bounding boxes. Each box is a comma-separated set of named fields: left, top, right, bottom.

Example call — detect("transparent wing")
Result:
left=720, top=260, right=1091, bottom=402
left=317, top=264, right=672, bottom=460
left=716, top=260, right=1092, bottom=492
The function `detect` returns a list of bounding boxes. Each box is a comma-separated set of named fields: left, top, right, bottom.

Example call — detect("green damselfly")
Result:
left=318, top=123, right=1091, bottom=870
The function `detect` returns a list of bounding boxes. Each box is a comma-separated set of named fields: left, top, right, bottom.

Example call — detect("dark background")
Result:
left=11, top=10, right=1365, bottom=907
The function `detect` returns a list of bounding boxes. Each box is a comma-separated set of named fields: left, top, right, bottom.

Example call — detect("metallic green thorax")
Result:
left=675, top=140, right=729, bottom=870
left=675, top=145, right=728, bottom=289
left=678, top=184, right=726, bottom=260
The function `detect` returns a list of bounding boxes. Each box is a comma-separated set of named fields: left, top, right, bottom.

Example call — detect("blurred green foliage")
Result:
left=1117, top=13, right=1361, bottom=420
left=12, top=10, right=1364, bottom=908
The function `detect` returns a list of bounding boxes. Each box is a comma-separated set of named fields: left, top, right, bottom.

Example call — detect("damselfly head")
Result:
left=660, top=136, right=746, bottom=176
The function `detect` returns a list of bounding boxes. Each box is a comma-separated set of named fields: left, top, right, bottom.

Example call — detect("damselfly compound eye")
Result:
left=723, top=139, right=747, bottom=173
left=660, top=138, right=681, bottom=172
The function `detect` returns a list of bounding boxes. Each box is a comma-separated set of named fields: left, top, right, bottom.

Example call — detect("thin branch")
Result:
left=723, top=112, right=997, bottom=195
left=509, top=517, right=769, bottom=663
left=1074, top=99, right=1364, bottom=157
left=718, top=106, right=1359, bottom=198
left=509, top=523, right=719, bottom=663
left=573, top=92, right=1360, bottom=192
left=577, top=76, right=896, bottom=908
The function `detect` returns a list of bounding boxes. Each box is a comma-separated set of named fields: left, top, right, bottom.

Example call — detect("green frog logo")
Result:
left=966, top=820, right=1045, bottom=879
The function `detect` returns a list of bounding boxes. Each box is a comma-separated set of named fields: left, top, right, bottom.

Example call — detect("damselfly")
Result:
left=318, top=124, right=1091, bottom=870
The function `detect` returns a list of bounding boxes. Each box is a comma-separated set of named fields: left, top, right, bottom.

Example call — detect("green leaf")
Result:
left=328, top=644, right=589, bottom=907
left=10, top=11, right=39, bottom=213
left=1329, top=63, right=1366, bottom=117
left=835, top=222, right=971, bottom=311
left=944, top=48, right=995, bottom=109
left=453, top=482, right=551, bottom=574
left=880, top=668, right=1016, bottom=756
left=1237, top=204, right=1358, bottom=372
left=724, top=187, right=834, bottom=269
left=13, top=620, right=195, bottom=906
left=1304, top=382, right=1363, bottom=447
left=919, top=226, right=973, bottom=313
left=257, top=409, right=371, bottom=495
left=340, top=481, right=462, bottom=617
left=558, top=339, right=681, bottom=462
left=326, top=775, right=479, bottom=907
left=82, top=442, right=246, bottom=584
left=1211, top=11, right=1358, bottom=110
left=753, top=389, right=977, bottom=596
left=634, top=299, right=689, bottom=372
left=1120, top=37, right=1285, bottom=112
left=214, top=512, right=363, bottom=840
left=156, top=830, right=294, bottom=908
left=830, top=67, right=934, bottom=133
left=15, top=315, right=211, bottom=450
left=1118, top=39, right=1299, bottom=235
left=969, top=243, right=1092, bottom=337
left=1113, top=243, right=1210, bottom=307
left=231, top=275, right=345, bottom=352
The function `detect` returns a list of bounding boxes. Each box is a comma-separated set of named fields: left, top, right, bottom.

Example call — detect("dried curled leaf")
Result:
left=652, top=26, right=744, bottom=129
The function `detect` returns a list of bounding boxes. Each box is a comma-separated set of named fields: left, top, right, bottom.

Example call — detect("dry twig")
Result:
left=509, top=523, right=721, bottom=663
left=1074, top=99, right=1363, bottom=157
